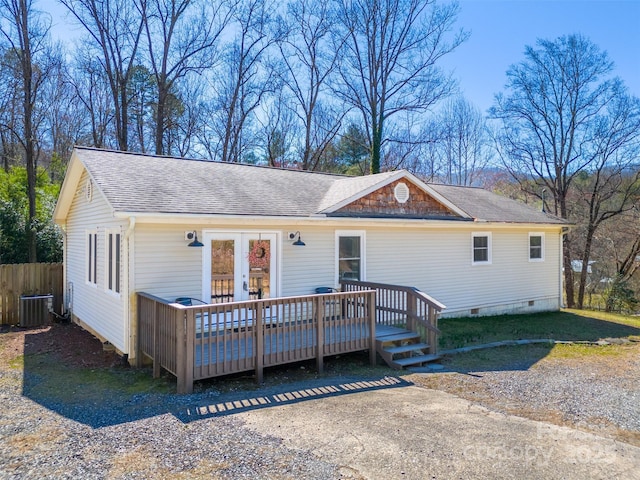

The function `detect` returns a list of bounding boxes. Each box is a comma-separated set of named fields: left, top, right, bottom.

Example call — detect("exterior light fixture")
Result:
left=187, top=231, right=204, bottom=247
left=289, top=231, right=305, bottom=246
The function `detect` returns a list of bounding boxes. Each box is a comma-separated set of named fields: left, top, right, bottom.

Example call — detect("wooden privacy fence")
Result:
left=137, top=290, right=377, bottom=393
left=0, top=263, right=63, bottom=325
left=341, top=279, right=444, bottom=356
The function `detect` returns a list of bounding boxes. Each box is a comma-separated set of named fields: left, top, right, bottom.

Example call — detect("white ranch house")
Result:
left=54, top=147, right=566, bottom=389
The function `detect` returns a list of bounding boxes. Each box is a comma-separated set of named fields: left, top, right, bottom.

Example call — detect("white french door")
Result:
left=202, top=232, right=277, bottom=304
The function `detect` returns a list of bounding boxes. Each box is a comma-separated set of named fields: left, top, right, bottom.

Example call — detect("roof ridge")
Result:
left=74, top=145, right=349, bottom=178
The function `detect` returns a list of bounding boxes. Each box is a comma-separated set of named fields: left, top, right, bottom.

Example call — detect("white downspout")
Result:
left=124, top=217, right=136, bottom=364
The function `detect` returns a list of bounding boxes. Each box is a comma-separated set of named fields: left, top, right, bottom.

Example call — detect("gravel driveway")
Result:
left=1, top=324, right=639, bottom=479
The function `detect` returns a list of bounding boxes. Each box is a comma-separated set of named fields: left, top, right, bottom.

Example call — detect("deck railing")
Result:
left=137, top=290, right=376, bottom=393
left=340, top=280, right=445, bottom=355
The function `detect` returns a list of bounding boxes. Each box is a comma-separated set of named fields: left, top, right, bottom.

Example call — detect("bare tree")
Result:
left=143, top=0, right=231, bottom=155
left=61, top=0, right=145, bottom=151
left=0, top=0, right=56, bottom=261
left=593, top=208, right=640, bottom=311
left=334, top=0, right=466, bottom=174
left=212, top=0, right=277, bottom=163
left=42, top=52, right=86, bottom=180
left=70, top=49, right=113, bottom=148
left=426, top=96, right=492, bottom=185
left=276, top=0, right=346, bottom=170
left=569, top=90, right=640, bottom=308
left=256, top=88, right=298, bottom=167
left=491, top=34, right=640, bottom=308
left=0, top=46, right=22, bottom=171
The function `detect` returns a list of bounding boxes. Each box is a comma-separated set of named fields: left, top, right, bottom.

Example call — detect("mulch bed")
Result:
left=0, top=321, right=121, bottom=369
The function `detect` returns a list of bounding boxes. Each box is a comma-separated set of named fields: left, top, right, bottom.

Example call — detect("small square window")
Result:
left=472, top=233, right=491, bottom=264
left=529, top=233, right=544, bottom=261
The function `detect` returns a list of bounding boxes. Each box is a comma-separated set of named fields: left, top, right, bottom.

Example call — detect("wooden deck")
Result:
left=195, top=323, right=371, bottom=366
left=137, top=281, right=444, bottom=393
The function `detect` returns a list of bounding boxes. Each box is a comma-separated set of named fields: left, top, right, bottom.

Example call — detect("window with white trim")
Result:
left=472, top=232, right=491, bottom=264
left=87, top=231, right=97, bottom=285
left=529, top=233, right=544, bottom=261
left=106, top=230, right=121, bottom=294
left=336, top=231, right=365, bottom=281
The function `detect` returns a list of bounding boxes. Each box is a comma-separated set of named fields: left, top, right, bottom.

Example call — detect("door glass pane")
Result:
left=248, top=239, right=271, bottom=299
left=211, top=240, right=235, bottom=303
left=339, top=236, right=361, bottom=280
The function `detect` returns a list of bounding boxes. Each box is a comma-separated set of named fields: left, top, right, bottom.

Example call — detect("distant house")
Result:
left=53, top=147, right=567, bottom=362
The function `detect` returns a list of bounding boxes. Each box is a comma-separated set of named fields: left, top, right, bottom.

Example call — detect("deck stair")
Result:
left=375, top=325, right=440, bottom=369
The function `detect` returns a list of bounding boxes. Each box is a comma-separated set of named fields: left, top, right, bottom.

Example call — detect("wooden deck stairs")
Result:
left=375, top=325, right=441, bottom=369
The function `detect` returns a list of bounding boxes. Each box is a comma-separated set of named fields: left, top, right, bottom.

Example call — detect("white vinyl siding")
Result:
left=65, top=171, right=127, bottom=353
left=134, top=225, right=206, bottom=302
left=132, top=224, right=561, bottom=317
left=365, top=226, right=561, bottom=317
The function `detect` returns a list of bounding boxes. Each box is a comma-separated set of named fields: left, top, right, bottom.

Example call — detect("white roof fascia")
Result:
left=53, top=150, right=83, bottom=223
left=53, top=149, right=117, bottom=223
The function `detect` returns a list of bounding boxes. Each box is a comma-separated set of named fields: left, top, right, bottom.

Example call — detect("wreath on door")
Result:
left=248, top=240, right=270, bottom=268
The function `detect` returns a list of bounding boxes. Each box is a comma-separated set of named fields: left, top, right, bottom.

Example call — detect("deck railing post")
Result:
left=255, top=305, right=264, bottom=384
left=175, top=308, right=189, bottom=394
left=184, top=309, right=195, bottom=394
left=407, top=290, right=417, bottom=332
left=135, top=295, right=142, bottom=367
left=428, top=305, right=438, bottom=355
left=368, top=290, right=376, bottom=366
left=316, top=295, right=325, bottom=374
left=153, top=300, right=161, bottom=378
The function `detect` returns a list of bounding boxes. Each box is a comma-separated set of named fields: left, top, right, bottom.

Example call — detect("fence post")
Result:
left=316, top=296, right=325, bottom=374
left=255, top=305, right=264, bottom=384
left=368, top=291, right=377, bottom=366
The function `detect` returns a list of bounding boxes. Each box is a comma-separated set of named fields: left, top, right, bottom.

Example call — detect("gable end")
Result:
left=331, top=179, right=463, bottom=219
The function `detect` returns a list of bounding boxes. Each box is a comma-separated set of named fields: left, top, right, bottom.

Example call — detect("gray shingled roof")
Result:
left=74, top=147, right=566, bottom=224
left=429, top=184, right=566, bottom=224
left=79, top=147, right=339, bottom=216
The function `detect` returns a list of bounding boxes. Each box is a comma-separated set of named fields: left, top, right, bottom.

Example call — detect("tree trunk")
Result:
left=576, top=226, right=596, bottom=309
left=154, top=84, right=166, bottom=155
left=563, top=237, right=574, bottom=308
left=19, top=0, right=37, bottom=262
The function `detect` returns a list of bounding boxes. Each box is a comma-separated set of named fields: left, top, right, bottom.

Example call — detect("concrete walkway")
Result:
left=238, top=384, right=640, bottom=479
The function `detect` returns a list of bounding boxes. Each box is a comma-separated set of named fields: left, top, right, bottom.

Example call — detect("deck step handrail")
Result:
left=340, top=279, right=445, bottom=356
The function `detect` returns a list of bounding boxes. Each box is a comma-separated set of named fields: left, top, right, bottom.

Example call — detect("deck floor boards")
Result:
left=195, top=323, right=378, bottom=367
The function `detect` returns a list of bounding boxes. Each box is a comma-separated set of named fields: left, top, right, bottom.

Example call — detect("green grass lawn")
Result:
left=438, top=309, right=640, bottom=350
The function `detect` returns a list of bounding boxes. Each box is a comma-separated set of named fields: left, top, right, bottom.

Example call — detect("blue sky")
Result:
left=443, top=0, right=640, bottom=112
left=48, top=0, right=639, bottom=114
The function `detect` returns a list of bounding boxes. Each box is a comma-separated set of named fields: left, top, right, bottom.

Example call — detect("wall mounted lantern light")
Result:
left=288, top=231, right=305, bottom=246
left=187, top=230, right=204, bottom=247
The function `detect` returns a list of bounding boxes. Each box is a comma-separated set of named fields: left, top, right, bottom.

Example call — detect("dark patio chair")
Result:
left=174, top=297, right=208, bottom=306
